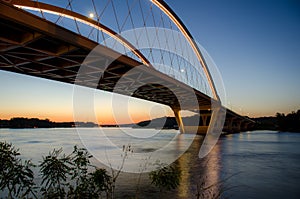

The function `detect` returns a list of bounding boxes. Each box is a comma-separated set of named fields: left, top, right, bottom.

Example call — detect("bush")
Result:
left=67, top=146, right=111, bottom=199
left=149, top=163, right=181, bottom=191
left=39, top=148, right=72, bottom=198
left=0, top=141, right=36, bottom=198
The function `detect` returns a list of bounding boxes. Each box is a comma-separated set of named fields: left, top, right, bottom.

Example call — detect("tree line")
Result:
left=253, top=109, right=300, bottom=132
left=276, top=110, right=300, bottom=132
left=0, top=117, right=98, bottom=128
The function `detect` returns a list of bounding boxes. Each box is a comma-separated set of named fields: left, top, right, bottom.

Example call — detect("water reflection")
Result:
left=114, top=134, right=221, bottom=198
left=176, top=145, right=191, bottom=198
left=174, top=136, right=222, bottom=199
left=205, top=142, right=221, bottom=198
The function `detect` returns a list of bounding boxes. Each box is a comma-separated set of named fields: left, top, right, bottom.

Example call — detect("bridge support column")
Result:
left=227, top=118, right=234, bottom=133
left=241, top=121, right=250, bottom=131
left=173, top=109, right=185, bottom=133
left=237, top=120, right=242, bottom=132
left=201, top=115, right=208, bottom=126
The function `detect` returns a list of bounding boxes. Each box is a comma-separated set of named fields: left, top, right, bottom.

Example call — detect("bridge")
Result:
left=0, top=0, right=254, bottom=134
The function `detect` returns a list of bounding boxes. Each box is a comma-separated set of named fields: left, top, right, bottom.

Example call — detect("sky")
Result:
left=167, top=0, right=300, bottom=117
left=0, top=0, right=300, bottom=123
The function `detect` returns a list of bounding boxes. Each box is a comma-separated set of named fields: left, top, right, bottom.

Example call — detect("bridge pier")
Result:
left=228, top=118, right=234, bottom=132
left=223, top=118, right=233, bottom=133
left=172, top=108, right=254, bottom=134
left=223, top=117, right=244, bottom=133
left=225, top=118, right=242, bottom=133
left=223, top=117, right=255, bottom=133
left=173, top=109, right=185, bottom=134
left=201, top=115, right=209, bottom=126
left=173, top=108, right=201, bottom=134
left=234, top=120, right=242, bottom=132
left=240, top=121, right=252, bottom=131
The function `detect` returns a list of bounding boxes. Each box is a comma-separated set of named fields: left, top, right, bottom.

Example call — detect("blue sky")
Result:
left=0, top=0, right=299, bottom=122
left=166, top=0, right=300, bottom=116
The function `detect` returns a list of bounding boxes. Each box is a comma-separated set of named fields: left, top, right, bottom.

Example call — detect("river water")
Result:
left=0, top=128, right=299, bottom=198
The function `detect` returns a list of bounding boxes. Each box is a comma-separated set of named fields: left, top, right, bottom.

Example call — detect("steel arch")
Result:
left=10, top=0, right=220, bottom=101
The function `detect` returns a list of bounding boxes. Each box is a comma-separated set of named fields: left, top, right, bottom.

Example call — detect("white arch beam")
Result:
left=10, top=0, right=151, bottom=66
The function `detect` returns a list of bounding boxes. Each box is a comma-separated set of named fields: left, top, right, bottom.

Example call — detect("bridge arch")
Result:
left=151, top=0, right=219, bottom=101
left=11, top=0, right=219, bottom=101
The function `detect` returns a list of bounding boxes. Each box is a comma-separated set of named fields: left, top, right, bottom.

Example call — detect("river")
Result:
left=0, top=128, right=299, bottom=198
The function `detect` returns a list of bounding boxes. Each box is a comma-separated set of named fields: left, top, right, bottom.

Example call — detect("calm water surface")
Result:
left=0, top=128, right=299, bottom=198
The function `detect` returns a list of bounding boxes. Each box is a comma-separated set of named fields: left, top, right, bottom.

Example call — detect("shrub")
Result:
left=0, top=141, right=36, bottom=198
left=39, top=148, right=72, bottom=198
left=149, top=163, right=181, bottom=192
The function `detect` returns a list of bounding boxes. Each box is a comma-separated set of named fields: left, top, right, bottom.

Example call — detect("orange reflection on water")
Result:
left=177, top=152, right=192, bottom=198
left=176, top=134, right=191, bottom=198
left=205, top=142, right=221, bottom=198
left=175, top=136, right=222, bottom=198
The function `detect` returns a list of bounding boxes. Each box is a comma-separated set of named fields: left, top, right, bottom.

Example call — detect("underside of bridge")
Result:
left=0, top=1, right=254, bottom=134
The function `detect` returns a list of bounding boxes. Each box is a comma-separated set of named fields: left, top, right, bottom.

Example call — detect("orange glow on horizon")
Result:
left=2, top=106, right=296, bottom=124
left=0, top=113, right=172, bottom=125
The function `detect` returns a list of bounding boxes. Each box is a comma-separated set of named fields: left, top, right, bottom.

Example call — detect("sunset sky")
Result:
left=0, top=0, right=299, bottom=124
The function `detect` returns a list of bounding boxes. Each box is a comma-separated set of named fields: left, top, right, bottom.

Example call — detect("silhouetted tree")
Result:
left=0, top=142, right=36, bottom=198
left=276, top=110, right=300, bottom=132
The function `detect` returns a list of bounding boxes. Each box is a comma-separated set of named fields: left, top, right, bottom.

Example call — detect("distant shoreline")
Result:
left=1, top=109, right=299, bottom=133
left=0, top=117, right=114, bottom=129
